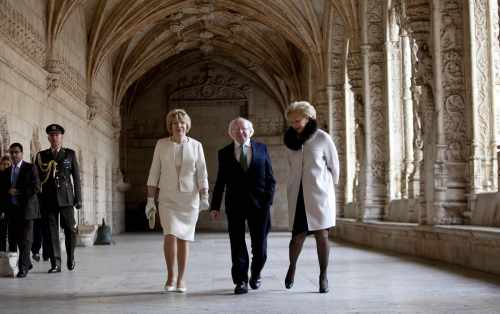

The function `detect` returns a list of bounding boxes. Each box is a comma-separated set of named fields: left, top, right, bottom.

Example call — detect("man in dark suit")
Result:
left=0, top=143, right=40, bottom=278
left=0, top=155, right=12, bottom=252
left=35, top=124, right=81, bottom=273
left=210, top=117, right=276, bottom=294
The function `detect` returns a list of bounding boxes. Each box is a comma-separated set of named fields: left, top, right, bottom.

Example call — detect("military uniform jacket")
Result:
left=36, top=148, right=82, bottom=208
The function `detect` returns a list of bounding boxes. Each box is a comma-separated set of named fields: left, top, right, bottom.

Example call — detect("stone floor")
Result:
left=1, top=232, right=500, bottom=314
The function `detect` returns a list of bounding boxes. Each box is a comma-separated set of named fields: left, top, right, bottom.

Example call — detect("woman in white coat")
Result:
left=283, top=101, right=339, bottom=294
left=145, top=109, right=209, bottom=293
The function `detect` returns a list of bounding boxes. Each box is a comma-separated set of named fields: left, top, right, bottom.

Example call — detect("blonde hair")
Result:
left=285, top=101, right=317, bottom=120
left=165, top=109, right=191, bottom=134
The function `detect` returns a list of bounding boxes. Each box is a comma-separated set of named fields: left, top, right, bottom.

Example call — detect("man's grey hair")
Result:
left=228, top=117, right=254, bottom=139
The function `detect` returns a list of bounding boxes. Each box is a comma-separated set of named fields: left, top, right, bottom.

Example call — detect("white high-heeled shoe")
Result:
left=176, top=286, right=186, bottom=293
left=164, top=282, right=176, bottom=292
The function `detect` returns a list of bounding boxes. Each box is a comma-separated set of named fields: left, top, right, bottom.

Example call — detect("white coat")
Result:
left=286, top=129, right=340, bottom=231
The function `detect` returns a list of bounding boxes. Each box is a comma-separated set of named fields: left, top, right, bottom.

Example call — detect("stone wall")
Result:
left=334, top=218, right=500, bottom=276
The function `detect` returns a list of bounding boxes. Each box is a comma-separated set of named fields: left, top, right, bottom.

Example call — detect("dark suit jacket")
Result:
left=36, top=148, right=81, bottom=208
left=0, top=161, right=40, bottom=220
left=211, top=140, right=276, bottom=213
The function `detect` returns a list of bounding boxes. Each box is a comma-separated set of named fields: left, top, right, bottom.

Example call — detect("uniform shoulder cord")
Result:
left=37, top=152, right=58, bottom=189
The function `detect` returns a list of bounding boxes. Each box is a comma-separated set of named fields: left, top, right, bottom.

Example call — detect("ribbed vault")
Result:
left=47, top=0, right=359, bottom=113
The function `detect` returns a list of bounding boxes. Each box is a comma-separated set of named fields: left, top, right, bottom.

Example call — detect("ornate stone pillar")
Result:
left=407, top=0, right=433, bottom=224
left=466, top=0, right=499, bottom=220
left=330, top=12, right=348, bottom=217
left=348, top=49, right=364, bottom=220
left=360, top=0, right=387, bottom=220
left=385, top=3, right=405, bottom=206
left=431, top=0, right=468, bottom=224
left=400, top=1, right=415, bottom=203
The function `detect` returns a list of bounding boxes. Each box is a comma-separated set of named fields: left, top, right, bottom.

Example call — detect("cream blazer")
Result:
left=147, top=137, right=208, bottom=200
left=286, top=129, right=340, bottom=230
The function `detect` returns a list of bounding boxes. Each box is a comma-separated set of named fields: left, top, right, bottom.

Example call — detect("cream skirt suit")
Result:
left=147, top=137, right=208, bottom=241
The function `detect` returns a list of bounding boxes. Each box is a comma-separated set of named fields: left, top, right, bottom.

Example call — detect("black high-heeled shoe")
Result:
left=285, top=266, right=295, bottom=289
left=319, top=273, right=329, bottom=293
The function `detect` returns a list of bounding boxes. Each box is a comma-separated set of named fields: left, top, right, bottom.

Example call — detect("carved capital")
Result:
left=86, top=93, right=100, bottom=122
left=46, top=59, right=62, bottom=96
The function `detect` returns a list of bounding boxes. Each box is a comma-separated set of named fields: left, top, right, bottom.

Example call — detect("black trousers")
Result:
left=226, top=206, right=271, bottom=285
left=8, top=213, right=34, bottom=271
left=31, top=215, right=50, bottom=259
left=46, top=206, right=76, bottom=267
left=0, top=214, right=10, bottom=252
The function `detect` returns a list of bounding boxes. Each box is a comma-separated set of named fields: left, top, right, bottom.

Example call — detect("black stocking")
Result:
left=314, top=229, right=330, bottom=293
left=285, top=232, right=306, bottom=288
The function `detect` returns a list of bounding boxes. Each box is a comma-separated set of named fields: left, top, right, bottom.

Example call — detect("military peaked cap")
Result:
left=45, top=124, right=65, bottom=134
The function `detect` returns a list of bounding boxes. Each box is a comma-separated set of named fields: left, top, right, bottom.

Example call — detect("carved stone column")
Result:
left=400, top=1, right=415, bottom=204
left=348, top=49, right=364, bottom=220
left=330, top=12, right=348, bottom=217
left=360, top=0, right=387, bottom=220
left=431, top=0, right=468, bottom=224
left=407, top=0, right=434, bottom=224
left=385, top=3, right=404, bottom=206
left=466, top=0, right=499, bottom=220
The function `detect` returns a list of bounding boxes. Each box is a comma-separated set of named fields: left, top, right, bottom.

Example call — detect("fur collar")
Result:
left=284, top=119, right=318, bottom=151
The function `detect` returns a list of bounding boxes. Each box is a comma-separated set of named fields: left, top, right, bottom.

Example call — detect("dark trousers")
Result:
left=8, top=213, right=34, bottom=271
left=226, top=206, right=271, bottom=285
left=31, top=215, right=50, bottom=259
left=46, top=206, right=76, bottom=267
left=0, top=214, right=10, bottom=252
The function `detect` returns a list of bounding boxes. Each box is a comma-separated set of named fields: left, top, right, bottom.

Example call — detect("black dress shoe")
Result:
left=48, top=265, right=61, bottom=273
left=234, top=282, right=248, bottom=295
left=32, top=253, right=40, bottom=262
left=249, top=276, right=261, bottom=290
left=285, top=266, right=295, bottom=289
left=319, top=274, right=329, bottom=293
left=42, top=256, right=49, bottom=262
left=28, top=264, right=33, bottom=270
left=17, top=270, right=28, bottom=278
left=67, top=260, right=75, bottom=271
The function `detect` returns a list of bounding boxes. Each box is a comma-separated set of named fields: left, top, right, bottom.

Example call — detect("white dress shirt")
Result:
left=234, top=139, right=252, bottom=166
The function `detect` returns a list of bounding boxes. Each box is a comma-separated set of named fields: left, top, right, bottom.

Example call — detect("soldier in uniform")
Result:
left=36, top=124, right=81, bottom=273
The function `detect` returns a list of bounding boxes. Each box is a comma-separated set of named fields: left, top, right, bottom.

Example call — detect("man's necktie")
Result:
left=240, top=144, right=248, bottom=172
left=11, top=166, right=19, bottom=205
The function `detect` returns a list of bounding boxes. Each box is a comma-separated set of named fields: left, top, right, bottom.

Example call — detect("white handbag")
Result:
left=0, top=251, right=19, bottom=277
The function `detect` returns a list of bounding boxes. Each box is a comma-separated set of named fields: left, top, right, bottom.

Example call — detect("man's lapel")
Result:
left=247, top=140, right=256, bottom=171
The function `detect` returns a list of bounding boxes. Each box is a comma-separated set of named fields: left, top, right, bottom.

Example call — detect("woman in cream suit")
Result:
left=146, top=109, right=209, bottom=293
left=283, top=101, right=339, bottom=294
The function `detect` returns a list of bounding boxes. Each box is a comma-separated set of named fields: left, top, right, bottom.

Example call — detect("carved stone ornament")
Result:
left=86, top=94, right=100, bottom=122
left=46, top=59, right=62, bottom=96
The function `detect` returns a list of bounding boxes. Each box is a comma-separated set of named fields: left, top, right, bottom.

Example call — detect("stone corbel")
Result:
left=46, top=59, right=61, bottom=96
left=86, top=93, right=100, bottom=123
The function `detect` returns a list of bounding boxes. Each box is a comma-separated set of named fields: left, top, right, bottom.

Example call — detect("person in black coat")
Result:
left=0, top=143, right=40, bottom=278
left=209, top=117, right=276, bottom=294
left=0, top=155, right=12, bottom=252
left=35, top=124, right=81, bottom=273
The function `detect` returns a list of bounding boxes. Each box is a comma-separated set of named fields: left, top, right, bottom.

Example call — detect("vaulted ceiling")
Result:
left=47, top=0, right=359, bottom=110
